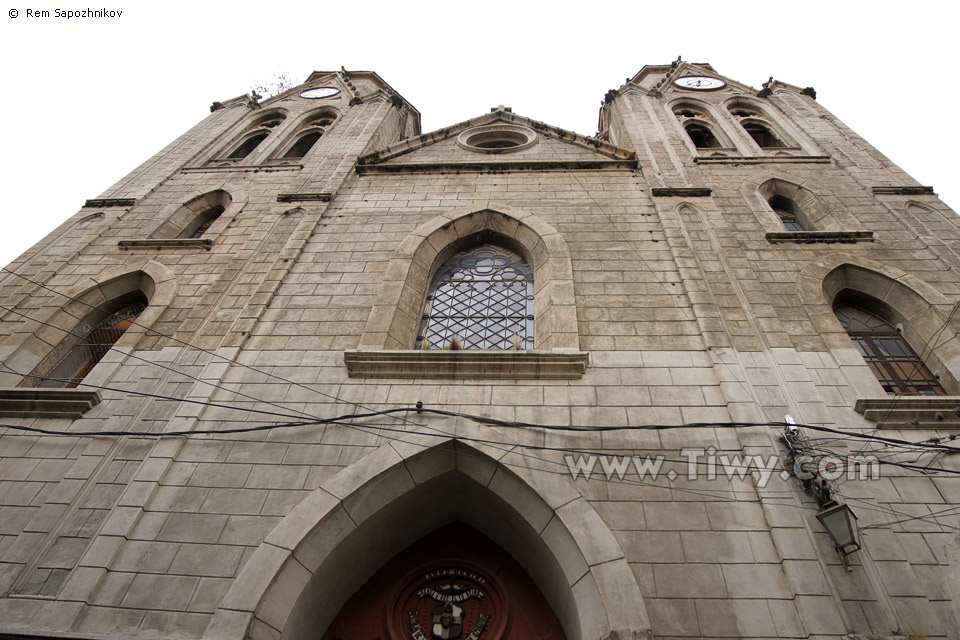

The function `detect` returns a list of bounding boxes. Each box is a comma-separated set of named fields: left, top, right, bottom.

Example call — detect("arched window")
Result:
left=743, top=122, right=785, bottom=148
left=216, top=112, right=286, bottom=163
left=684, top=123, right=720, bottom=148
left=728, top=102, right=790, bottom=149
left=417, top=245, right=534, bottom=350
left=283, top=132, right=322, bottom=158
left=227, top=132, right=268, bottom=159
left=37, top=293, right=148, bottom=388
left=184, top=205, right=224, bottom=238
left=673, top=103, right=728, bottom=150
left=278, top=110, right=337, bottom=159
left=769, top=194, right=805, bottom=231
left=834, top=301, right=945, bottom=396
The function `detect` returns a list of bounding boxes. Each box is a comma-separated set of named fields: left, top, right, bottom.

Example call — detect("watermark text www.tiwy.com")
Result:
left=564, top=448, right=880, bottom=488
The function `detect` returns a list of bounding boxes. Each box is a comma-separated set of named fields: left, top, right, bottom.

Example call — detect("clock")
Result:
left=299, top=87, right=340, bottom=99
left=674, top=76, right=726, bottom=90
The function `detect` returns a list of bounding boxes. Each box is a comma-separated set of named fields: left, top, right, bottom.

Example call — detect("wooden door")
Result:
left=320, top=522, right=567, bottom=640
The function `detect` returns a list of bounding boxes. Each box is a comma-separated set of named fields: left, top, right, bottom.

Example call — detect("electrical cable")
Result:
left=0, top=267, right=430, bottom=431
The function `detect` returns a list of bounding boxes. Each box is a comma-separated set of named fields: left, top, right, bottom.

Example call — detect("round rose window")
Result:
left=456, top=125, right=537, bottom=153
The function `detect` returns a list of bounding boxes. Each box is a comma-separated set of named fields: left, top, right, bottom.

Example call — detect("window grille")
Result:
left=417, top=245, right=534, bottom=350
left=834, top=303, right=945, bottom=396
left=39, top=301, right=146, bottom=387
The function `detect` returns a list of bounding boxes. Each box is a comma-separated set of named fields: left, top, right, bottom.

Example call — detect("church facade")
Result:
left=1, top=61, right=959, bottom=640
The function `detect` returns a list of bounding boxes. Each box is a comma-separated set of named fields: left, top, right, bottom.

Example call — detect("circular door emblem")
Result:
left=389, top=565, right=507, bottom=640
left=674, top=76, right=726, bottom=90
left=299, top=86, right=340, bottom=99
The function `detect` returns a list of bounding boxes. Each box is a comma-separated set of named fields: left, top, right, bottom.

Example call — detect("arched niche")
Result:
left=797, top=256, right=960, bottom=394
left=358, top=205, right=580, bottom=351
left=204, top=435, right=650, bottom=640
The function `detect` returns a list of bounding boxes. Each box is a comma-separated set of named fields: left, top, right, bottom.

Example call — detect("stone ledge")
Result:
left=355, top=160, right=638, bottom=175
left=0, top=388, right=102, bottom=419
left=650, top=187, right=711, bottom=197
left=118, top=239, right=213, bottom=251
left=766, top=230, right=874, bottom=244
left=694, top=155, right=831, bottom=164
left=83, top=198, right=135, bottom=208
left=854, top=396, right=960, bottom=429
left=181, top=165, right=302, bottom=173
left=343, top=350, right=589, bottom=379
left=872, top=186, right=935, bottom=196
left=277, top=192, right=332, bottom=203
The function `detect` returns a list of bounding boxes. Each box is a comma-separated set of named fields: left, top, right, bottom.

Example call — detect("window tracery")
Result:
left=416, top=245, right=534, bottom=351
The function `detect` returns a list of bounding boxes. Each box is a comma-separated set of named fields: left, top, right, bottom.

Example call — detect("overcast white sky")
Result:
left=1, top=1, right=956, bottom=267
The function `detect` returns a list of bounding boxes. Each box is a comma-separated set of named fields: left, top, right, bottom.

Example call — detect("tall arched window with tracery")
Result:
left=416, top=245, right=533, bottom=350
left=834, top=302, right=945, bottom=396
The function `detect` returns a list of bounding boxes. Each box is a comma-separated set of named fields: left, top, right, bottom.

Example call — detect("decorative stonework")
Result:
left=872, top=186, right=935, bottom=195
left=356, top=160, right=638, bottom=174
left=118, top=239, right=213, bottom=251
left=456, top=124, right=538, bottom=154
left=765, top=230, right=874, bottom=244
left=358, top=206, right=581, bottom=352
left=83, top=198, right=135, bottom=208
left=277, top=192, right=332, bottom=203
left=651, top=187, right=712, bottom=197
left=694, top=155, right=831, bottom=164
left=343, top=349, right=589, bottom=379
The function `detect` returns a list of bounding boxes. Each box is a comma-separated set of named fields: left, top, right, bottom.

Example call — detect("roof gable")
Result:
left=357, top=109, right=636, bottom=173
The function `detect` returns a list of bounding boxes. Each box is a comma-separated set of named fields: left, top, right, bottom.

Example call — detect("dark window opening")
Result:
left=228, top=133, right=268, bottom=159
left=834, top=302, right=946, bottom=396
left=283, top=132, right=322, bottom=158
left=685, top=124, right=721, bottom=148
left=743, top=123, right=784, bottom=148
left=186, top=205, right=225, bottom=238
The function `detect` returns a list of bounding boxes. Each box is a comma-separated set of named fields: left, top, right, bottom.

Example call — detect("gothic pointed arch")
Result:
left=756, top=177, right=829, bottom=231
left=150, top=189, right=236, bottom=239
left=203, top=434, right=650, bottom=640
left=797, top=256, right=960, bottom=394
left=358, top=205, right=580, bottom=351
left=7, top=261, right=177, bottom=388
left=669, top=99, right=734, bottom=151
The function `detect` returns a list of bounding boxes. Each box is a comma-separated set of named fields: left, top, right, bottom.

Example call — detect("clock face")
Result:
left=299, top=87, right=340, bottom=99
left=674, top=76, right=726, bottom=90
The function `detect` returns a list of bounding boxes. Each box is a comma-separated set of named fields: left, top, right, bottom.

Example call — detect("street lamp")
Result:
left=816, top=503, right=861, bottom=567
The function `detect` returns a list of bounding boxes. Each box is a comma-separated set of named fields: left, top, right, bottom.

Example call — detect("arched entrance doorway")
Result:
left=204, top=437, right=651, bottom=640
left=321, top=523, right=566, bottom=640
